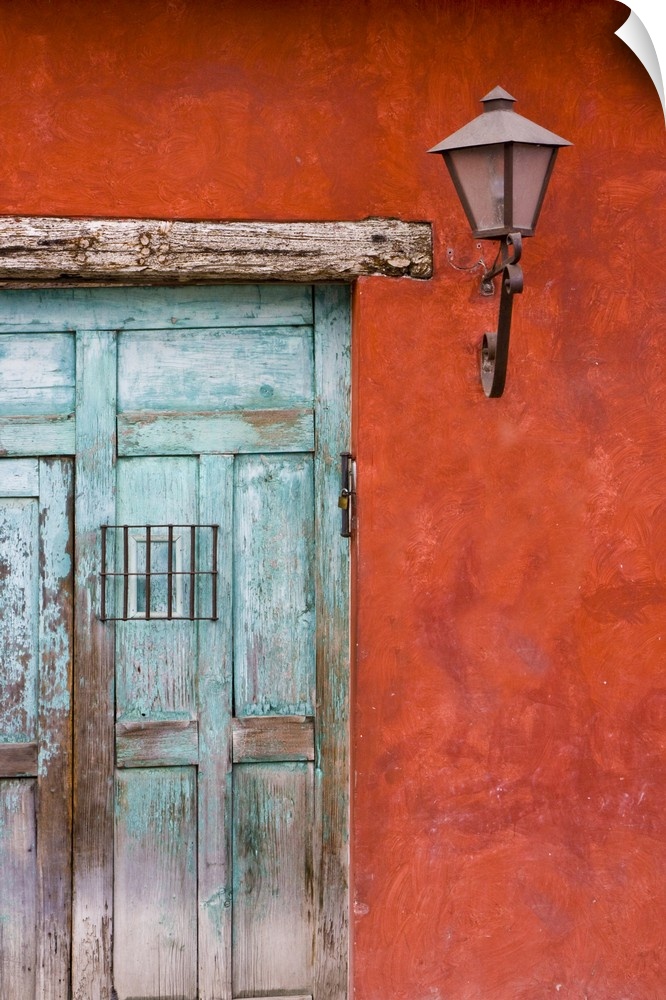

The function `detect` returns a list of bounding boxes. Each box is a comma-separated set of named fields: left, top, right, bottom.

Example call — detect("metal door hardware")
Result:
left=100, top=523, right=219, bottom=621
left=338, top=452, right=356, bottom=538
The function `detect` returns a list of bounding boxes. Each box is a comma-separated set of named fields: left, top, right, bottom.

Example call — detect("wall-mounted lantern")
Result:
left=429, top=87, right=571, bottom=397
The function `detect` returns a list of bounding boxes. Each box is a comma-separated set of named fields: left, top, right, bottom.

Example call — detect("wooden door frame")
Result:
left=0, top=216, right=432, bottom=1000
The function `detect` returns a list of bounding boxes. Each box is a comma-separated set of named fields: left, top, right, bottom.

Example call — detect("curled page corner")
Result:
left=615, top=3, right=665, bottom=124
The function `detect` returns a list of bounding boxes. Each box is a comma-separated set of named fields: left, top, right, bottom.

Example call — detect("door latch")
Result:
left=338, top=452, right=356, bottom=538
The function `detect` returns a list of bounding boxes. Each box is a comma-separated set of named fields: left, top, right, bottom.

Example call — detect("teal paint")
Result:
left=0, top=459, right=39, bottom=496
left=118, top=326, right=314, bottom=413
left=0, top=414, right=75, bottom=457
left=117, top=407, right=315, bottom=456
left=0, top=285, right=313, bottom=333
left=38, top=460, right=74, bottom=774
left=73, top=327, right=117, bottom=998
left=311, top=286, right=352, bottom=1000
left=0, top=283, right=350, bottom=998
left=0, top=498, right=39, bottom=742
left=197, top=453, right=234, bottom=996
left=0, top=333, right=75, bottom=416
left=115, top=456, right=198, bottom=722
left=114, top=767, right=198, bottom=997
left=234, top=454, right=316, bottom=718
left=232, top=761, right=314, bottom=994
left=116, top=709, right=192, bottom=723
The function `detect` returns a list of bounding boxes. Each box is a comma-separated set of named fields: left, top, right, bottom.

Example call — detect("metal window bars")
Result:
left=99, top=524, right=219, bottom=621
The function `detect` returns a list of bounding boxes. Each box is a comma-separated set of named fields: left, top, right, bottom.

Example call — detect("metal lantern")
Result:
left=429, top=88, right=572, bottom=396
left=429, top=86, right=571, bottom=239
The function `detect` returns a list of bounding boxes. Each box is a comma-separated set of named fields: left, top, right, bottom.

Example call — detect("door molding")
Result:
left=0, top=215, right=432, bottom=285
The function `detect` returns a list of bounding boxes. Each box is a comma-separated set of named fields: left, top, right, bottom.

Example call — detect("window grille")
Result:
left=100, top=524, right=218, bottom=621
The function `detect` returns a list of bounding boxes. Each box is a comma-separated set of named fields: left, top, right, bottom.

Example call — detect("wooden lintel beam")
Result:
left=0, top=216, right=432, bottom=285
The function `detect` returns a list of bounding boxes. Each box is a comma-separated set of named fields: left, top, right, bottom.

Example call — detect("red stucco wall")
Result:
left=1, top=1, right=664, bottom=997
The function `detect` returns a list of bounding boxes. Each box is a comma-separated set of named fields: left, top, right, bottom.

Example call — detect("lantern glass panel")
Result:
left=511, top=143, right=556, bottom=234
left=445, top=143, right=505, bottom=236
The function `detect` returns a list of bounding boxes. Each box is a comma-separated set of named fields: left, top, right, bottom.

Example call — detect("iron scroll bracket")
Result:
left=479, top=232, right=523, bottom=398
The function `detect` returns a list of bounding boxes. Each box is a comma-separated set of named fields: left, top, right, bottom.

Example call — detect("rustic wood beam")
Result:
left=0, top=216, right=432, bottom=285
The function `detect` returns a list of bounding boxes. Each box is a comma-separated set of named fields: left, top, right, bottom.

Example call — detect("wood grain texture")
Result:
left=0, top=780, right=37, bottom=999
left=197, top=455, right=233, bottom=1000
left=312, top=287, right=351, bottom=1000
left=0, top=458, right=39, bottom=495
left=0, top=333, right=75, bottom=415
left=118, top=326, right=314, bottom=414
left=72, top=330, right=116, bottom=1000
left=241, top=996, right=312, bottom=1000
left=233, top=716, right=315, bottom=763
left=115, top=718, right=199, bottom=768
left=0, top=216, right=432, bottom=284
left=36, top=459, right=74, bottom=1000
left=0, top=282, right=351, bottom=1000
left=117, top=408, right=314, bottom=456
left=0, top=742, right=38, bottom=777
left=0, top=497, right=39, bottom=743
left=0, top=415, right=75, bottom=457
left=0, top=458, right=73, bottom=997
left=232, top=762, right=314, bottom=997
left=0, top=285, right=313, bottom=332
left=113, top=767, right=197, bottom=999
left=233, top=454, right=316, bottom=717
left=115, top=456, right=198, bottom=720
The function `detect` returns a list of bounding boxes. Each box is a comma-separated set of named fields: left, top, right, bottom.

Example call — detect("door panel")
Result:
left=234, top=453, right=315, bottom=718
left=112, top=452, right=230, bottom=998
left=0, top=780, right=37, bottom=999
left=117, top=326, right=314, bottom=413
left=0, top=333, right=75, bottom=416
left=117, top=405, right=315, bottom=456
left=110, top=448, right=323, bottom=1000
left=0, top=458, right=73, bottom=1000
left=0, top=285, right=314, bottom=334
left=232, top=762, right=314, bottom=997
left=116, top=321, right=315, bottom=459
left=115, top=456, right=199, bottom=720
left=114, top=767, right=198, bottom=999
left=0, top=285, right=349, bottom=1000
left=0, top=495, right=39, bottom=743
left=0, top=332, right=76, bottom=455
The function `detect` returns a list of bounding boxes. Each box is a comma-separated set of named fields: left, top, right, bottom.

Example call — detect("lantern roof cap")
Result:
left=428, top=87, right=572, bottom=153
left=481, top=86, right=516, bottom=105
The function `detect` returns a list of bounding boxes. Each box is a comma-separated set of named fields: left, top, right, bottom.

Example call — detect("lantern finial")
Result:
left=480, top=86, right=516, bottom=110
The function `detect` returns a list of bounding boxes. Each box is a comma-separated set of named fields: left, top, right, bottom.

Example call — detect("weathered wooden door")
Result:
left=0, top=285, right=350, bottom=1000
left=0, top=456, right=73, bottom=1000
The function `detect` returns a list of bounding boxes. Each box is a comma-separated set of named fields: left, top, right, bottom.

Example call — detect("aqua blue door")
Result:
left=0, top=457, right=73, bottom=1000
left=0, top=285, right=350, bottom=1000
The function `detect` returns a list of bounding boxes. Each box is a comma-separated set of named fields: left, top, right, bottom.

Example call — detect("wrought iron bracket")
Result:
left=479, top=232, right=523, bottom=398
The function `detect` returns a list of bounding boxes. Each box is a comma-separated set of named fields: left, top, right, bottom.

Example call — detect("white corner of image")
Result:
left=615, top=3, right=666, bottom=125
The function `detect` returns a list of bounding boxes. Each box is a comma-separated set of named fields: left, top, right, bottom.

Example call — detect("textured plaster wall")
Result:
left=0, top=1, right=664, bottom=997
